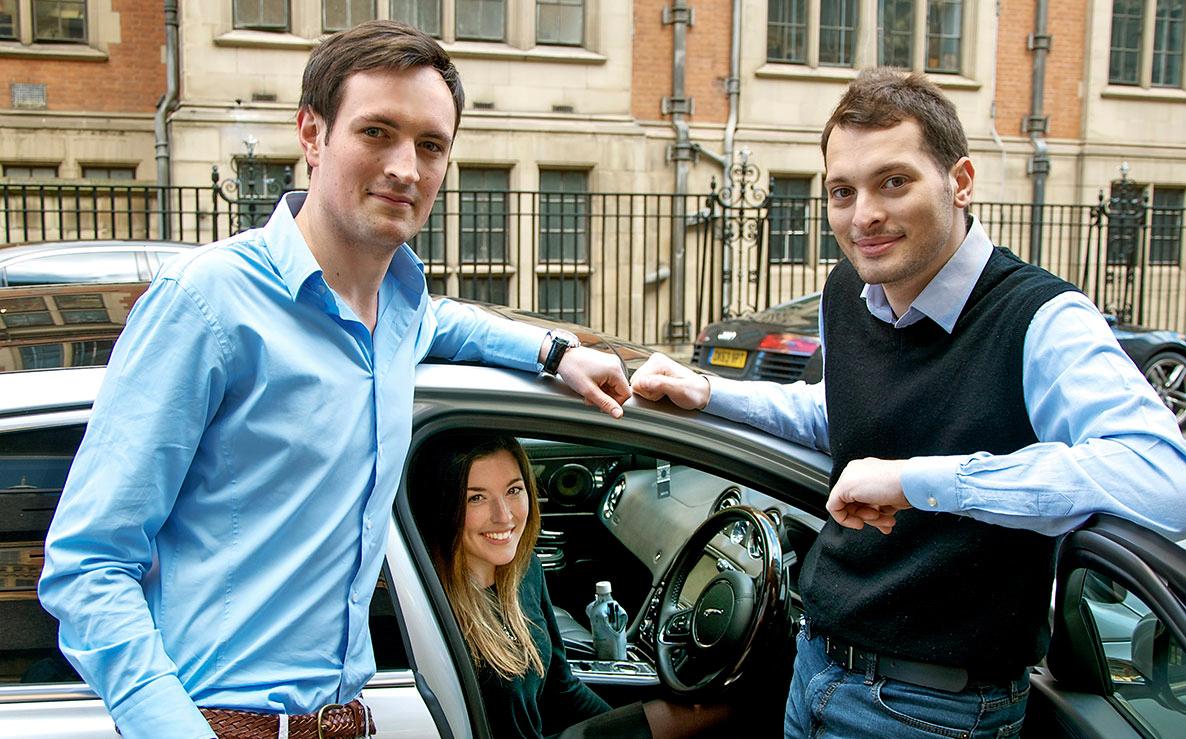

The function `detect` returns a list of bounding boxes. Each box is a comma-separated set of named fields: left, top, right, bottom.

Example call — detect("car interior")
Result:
left=405, top=430, right=823, bottom=736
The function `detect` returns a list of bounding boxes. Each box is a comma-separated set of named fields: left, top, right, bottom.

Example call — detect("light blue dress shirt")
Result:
left=38, top=193, right=548, bottom=739
left=705, top=216, right=1186, bottom=539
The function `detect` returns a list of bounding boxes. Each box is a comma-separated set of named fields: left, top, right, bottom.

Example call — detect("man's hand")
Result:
left=826, top=458, right=911, bottom=535
left=556, top=346, right=632, bottom=418
left=630, top=352, right=711, bottom=410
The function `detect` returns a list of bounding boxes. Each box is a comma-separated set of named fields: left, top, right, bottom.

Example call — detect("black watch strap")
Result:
left=542, top=336, right=572, bottom=375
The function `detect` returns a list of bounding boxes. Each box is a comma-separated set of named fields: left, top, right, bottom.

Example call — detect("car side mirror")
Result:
left=1132, top=614, right=1186, bottom=714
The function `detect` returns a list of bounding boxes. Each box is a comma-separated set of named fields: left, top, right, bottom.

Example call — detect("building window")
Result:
left=926, top=0, right=962, bottom=72
left=770, top=0, right=963, bottom=72
left=81, top=165, right=135, bottom=181
left=0, top=296, right=52, bottom=326
left=819, top=0, right=858, bottom=66
left=2, top=164, right=58, bottom=179
left=536, top=0, right=581, bottom=45
left=538, top=276, right=586, bottom=324
left=1153, top=0, right=1184, bottom=86
left=1110, top=0, right=1186, bottom=87
left=234, top=0, right=289, bottom=31
left=408, top=194, right=445, bottom=262
left=390, top=0, right=440, bottom=36
left=875, top=0, right=963, bottom=71
left=459, top=275, right=510, bottom=304
left=459, top=168, right=509, bottom=262
left=19, top=344, right=63, bottom=369
left=324, top=0, right=376, bottom=31
left=878, top=0, right=913, bottom=68
left=1151, top=186, right=1184, bottom=265
left=819, top=203, right=841, bottom=261
left=0, top=0, right=18, bottom=39
left=33, top=0, right=85, bottom=42
left=539, top=170, right=588, bottom=262
left=767, top=0, right=806, bottom=62
left=768, top=176, right=811, bottom=264
left=456, top=0, right=503, bottom=40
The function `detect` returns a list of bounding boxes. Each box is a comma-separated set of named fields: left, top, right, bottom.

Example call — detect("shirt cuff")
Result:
left=496, top=322, right=551, bottom=373
left=900, top=455, right=971, bottom=513
left=108, top=674, right=213, bottom=739
left=702, top=376, right=751, bottom=421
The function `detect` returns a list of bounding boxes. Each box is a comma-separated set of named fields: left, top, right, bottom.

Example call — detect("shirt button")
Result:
left=351, top=592, right=359, bottom=604
left=927, top=496, right=938, bottom=508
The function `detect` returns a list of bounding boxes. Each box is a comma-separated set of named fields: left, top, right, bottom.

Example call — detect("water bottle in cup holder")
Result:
left=586, top=580, right=627, bottom=661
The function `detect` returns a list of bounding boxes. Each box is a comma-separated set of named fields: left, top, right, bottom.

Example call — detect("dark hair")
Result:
left=821, top=67, right=968, bottom=172
left=299, top=20, right=465, bottom=138
left=410, top=433, right=544, bottom=678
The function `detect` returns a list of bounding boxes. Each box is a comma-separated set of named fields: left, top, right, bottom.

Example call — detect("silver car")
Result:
left=1, top=283, right=1183, bottom=738
left=0, top=241, right=194, bottom=288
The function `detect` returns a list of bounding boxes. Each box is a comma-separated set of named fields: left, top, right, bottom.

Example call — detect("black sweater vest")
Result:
left=801, top=247, right=1077, bottom=676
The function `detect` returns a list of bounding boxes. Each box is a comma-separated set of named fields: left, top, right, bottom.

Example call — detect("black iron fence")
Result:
left=2, top=182, right=1183, bottom=342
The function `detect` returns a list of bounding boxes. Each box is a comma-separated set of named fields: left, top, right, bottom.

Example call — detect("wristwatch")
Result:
left=541, top=334, right=575, bottom=376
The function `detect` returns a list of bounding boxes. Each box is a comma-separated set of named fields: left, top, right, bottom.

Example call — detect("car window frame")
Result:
left=1039, top=514, right=1186, bottom=738
left=398, top=397, right=832, bottom=739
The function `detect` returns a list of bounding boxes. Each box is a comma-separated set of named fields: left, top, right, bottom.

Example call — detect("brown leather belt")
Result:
left=199, top=698, right=376, bottom=739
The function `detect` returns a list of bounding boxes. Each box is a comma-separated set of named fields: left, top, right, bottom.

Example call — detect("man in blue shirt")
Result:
left=39, top=21, right=629, bottom=739
left=633, top=69, right=1186, bottom=737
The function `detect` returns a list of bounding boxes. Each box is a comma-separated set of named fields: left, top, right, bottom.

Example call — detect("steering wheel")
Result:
left=654, top=505, right=783, bottom=694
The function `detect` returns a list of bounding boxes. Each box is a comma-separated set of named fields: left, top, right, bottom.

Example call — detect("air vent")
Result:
left=602, top=475, right=627, bottom=519
left=713, top=487, right=742, bottom=513
left=251, top=92, right=278, bottom=102
left=11, top=83, right=47, bottom=110
left=552, top=104, right=574, bottom=114
left=472, top=101, right=495, bottom=110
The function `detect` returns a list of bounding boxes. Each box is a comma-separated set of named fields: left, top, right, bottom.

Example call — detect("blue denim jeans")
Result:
left=784, top=628, right=1029, bottom=738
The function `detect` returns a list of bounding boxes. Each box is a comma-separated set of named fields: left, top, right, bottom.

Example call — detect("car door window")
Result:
left=0, top=424, right=85, bottom=685
left=1078, top=568, right=1186, bottom=737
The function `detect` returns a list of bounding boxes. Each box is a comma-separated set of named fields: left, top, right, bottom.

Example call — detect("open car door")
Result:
left=1027, top=514, right=1186, bottom=739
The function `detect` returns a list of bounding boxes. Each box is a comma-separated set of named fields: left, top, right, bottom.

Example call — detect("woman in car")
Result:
left=414, top=433, right=731, bottom=738
left=414, top=432, right=650, bottom=737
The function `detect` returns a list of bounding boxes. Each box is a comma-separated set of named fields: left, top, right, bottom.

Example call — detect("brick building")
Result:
left=0, top=0, right=165, bottom=182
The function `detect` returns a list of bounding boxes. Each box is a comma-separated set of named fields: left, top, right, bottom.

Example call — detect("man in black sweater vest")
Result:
left=633, top=69, right=1186, bottom=737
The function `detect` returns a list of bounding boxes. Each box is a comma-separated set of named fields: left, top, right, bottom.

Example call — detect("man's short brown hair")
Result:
left=299, top=20, right=465, bottom=138
left=821, top=68, right=968, bottom=172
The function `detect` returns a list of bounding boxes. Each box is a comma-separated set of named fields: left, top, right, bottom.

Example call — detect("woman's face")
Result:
left=461, top=449, right=531, bottom=588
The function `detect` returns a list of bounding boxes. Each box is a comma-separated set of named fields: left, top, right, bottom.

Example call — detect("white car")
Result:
left=1, top=283, right=1183, bottom=738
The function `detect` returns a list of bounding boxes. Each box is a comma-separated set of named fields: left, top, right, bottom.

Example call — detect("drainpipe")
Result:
left=663, top=0, right=694, bottom=341
left=1025, top=0, right=1051, bottom=265
left=721, top=0, right=741, bottom=196
left=154, top=0, right=180, bottom=240
left=988, top=0, right=1006, bottom=200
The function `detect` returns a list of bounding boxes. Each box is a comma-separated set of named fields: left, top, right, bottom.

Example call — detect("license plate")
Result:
left=709, top=347, right=748, bottom=369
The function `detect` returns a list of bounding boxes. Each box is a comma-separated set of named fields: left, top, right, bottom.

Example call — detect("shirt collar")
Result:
left=860, top=215, right=994, bottom=333
left=263, top=191, right=325, bottom=302
left=263, top=191, right=427, bottom=303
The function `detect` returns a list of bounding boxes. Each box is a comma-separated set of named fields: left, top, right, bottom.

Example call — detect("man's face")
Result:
left=823, top=119, right=973, bottom=309
left=299, top=66, right=455, bottom=251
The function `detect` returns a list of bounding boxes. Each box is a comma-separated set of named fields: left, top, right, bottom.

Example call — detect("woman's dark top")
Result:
left=479, top=556, right=611, bottom=738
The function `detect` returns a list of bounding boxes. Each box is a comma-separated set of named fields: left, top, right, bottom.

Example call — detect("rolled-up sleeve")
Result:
left=38, top=277, right=228, bottom=739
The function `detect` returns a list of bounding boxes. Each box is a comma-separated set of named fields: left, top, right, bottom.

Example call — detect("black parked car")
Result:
left=693, top=292, right=1186, bottom=430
